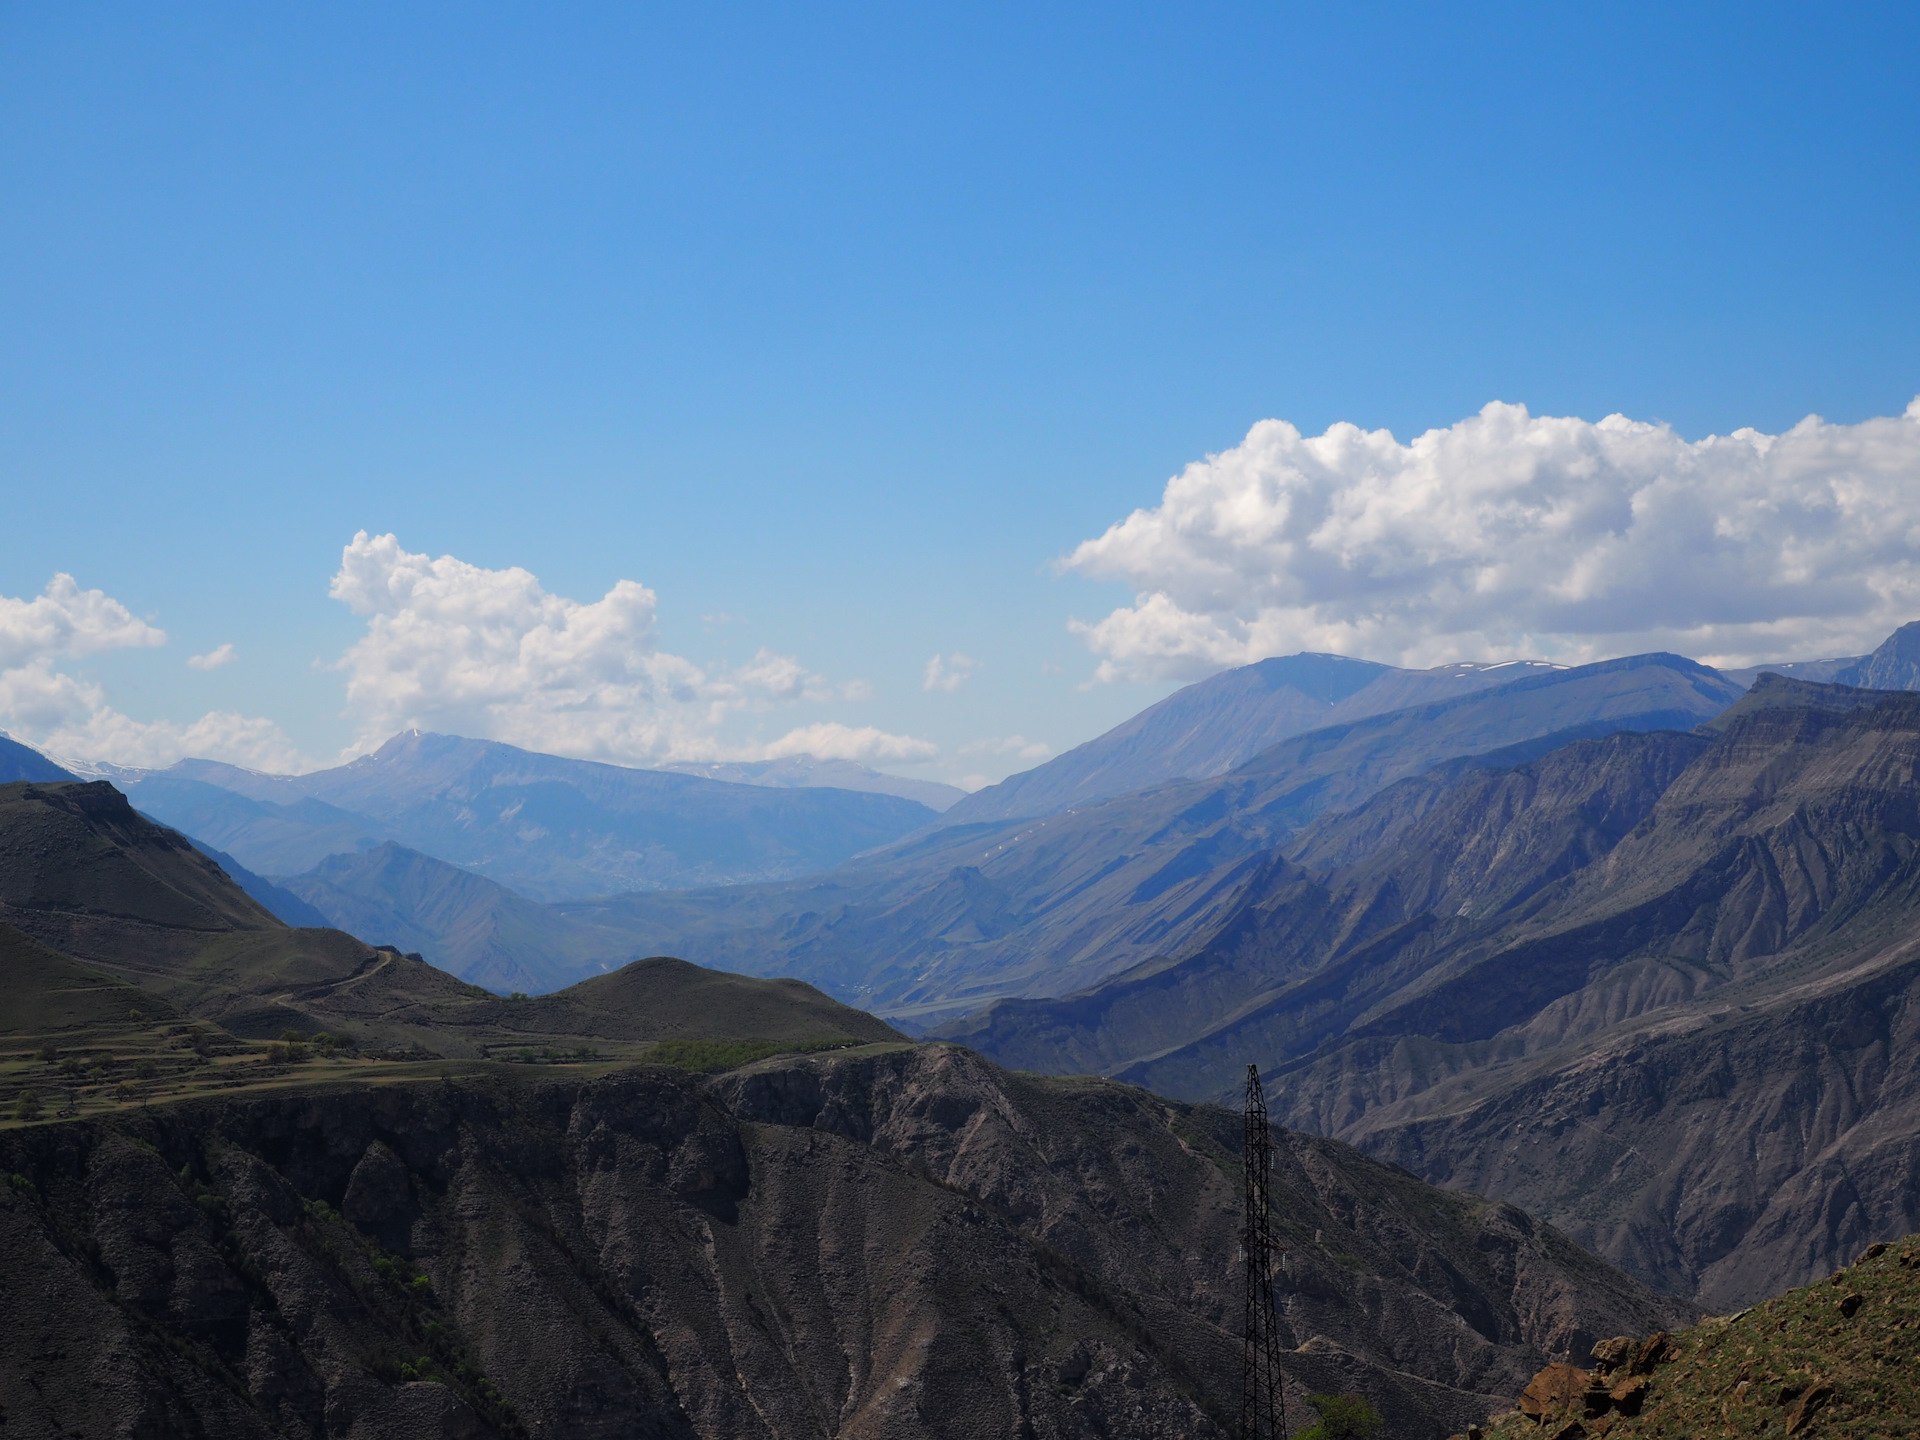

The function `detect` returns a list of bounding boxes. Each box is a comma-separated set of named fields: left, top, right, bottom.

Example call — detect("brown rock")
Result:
left=1628, top=1331, right=1672, bottom=1375
left=1545, top=1421, right=1586, bottom=1440
left=1855, top=1241, right=1889, bottom=1264
left=1838, top=1293, right=1863, bottom=1319
left=1784, top=1381, right=1832, bottom=1435
left=1520, top=1363, right=1591, bottom=1419
left=1588, top=1337, right=1634, bottom=1374
left=1607, top=1375, right=1649, bottom=1416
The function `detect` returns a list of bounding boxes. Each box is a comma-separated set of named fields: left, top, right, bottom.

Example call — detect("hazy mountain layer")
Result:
left=576, top=653, right=1741, bottom=1026
left=0, top=779, right=894, bottom=1056
left=127, top=730, right=941, bottom=900
left=940, top=653, right=1572, bottom=828
left=125, top=774, right=386, bottom=874
left=660, top=753, right=968, bottom=811
left=947, top=676, right=1920, bottom=1306
left=183, top=836, right=334, bottom=929
left=277, top=841, right=623, bottom=993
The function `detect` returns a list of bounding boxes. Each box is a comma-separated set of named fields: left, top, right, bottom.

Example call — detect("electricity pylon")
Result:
left=1242, top=1063, right=1286, bottom=1440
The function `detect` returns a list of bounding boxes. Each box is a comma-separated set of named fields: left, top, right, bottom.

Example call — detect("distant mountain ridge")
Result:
left=118, top=731, right=941, bottom=901
left=658, top=754, right=967, bottom=811
left=582, top=652, right=1743, bottom=1026
left=278, top=841, right=625, bottom=993
left=939, top=652, right=1569, bottom=827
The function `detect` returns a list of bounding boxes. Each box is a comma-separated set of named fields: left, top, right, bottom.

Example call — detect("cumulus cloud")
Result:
left=757, top=723, right=938, bottom=764
left=0, top=574, right=164, bottom=669
left=0, top=576, right=302, bottom=771
left=1065, top=398, right=1920, bottom=681
left=960, top=734, right=1053, bottom=761
left=923, top=653, right=977, bottom=692
left=187, top=643, right=237, bottom=671
left=330, top=532, right=930, bottom=766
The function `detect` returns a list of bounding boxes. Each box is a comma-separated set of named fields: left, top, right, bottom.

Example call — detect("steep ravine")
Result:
left=0, top=1045, right=1690, bottom=1440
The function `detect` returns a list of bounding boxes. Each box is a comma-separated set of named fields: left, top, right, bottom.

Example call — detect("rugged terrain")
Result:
left=0, top=769, right=1701, bottom=1439
left=1470, top=1236, right=1920, bottom=1440
left=0, top=1043, right=1690, bottom=1440
left=573, top=653, right=1741, bottom=1026
left=947, top=677, right=1920, bottom=1307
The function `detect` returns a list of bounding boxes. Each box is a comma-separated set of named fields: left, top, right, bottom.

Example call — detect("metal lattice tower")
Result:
left=1242, top=1063, right=1286, bottom=1440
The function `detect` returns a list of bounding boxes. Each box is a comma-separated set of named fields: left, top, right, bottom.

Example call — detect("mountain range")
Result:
left=939, top=653, right=1570, bottom=827
left=942, top=674, right=1920, bottom=1307
left=115, top=730, right=942, bottom=900
left=9, top=620, right=1920, bottom=1433
left=0, top=775, right=1693, bottom=1439
left=566, top=652, right=1743, bottom=1026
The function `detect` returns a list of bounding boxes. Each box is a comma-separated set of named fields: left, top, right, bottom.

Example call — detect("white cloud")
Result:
left=960, top=734, right=1053, bottom=761
left=0, top=574, right=164, bottom=669
left=923, top=652, right=978, bottom=692
left=329, top=531, right=930, bottom=766
left=0, top=577, right=302, bottom=772
left=1065, top=398, right=1920, bottom=680
left=187, top=643, right=237, bottom=671
left=757, top=723, right=938, bottom=764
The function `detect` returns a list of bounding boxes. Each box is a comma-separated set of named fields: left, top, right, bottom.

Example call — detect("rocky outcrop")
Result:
left=0, top=1045, right=1690, bottom=1439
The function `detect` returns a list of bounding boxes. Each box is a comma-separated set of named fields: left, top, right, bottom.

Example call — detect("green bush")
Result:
left=13, top=1090, right=42, bottom=1122
left=1296, top=1392, right=1383, bottom=1440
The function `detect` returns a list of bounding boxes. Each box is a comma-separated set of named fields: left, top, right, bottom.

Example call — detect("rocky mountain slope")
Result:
left=940, top=653, right=1570, bottom=828
left=0, top=1042, right=1690, bottom=1440
left=1471, top=1236, right=1920, bottom=1440
left=118, top=731, right=942, bottom=901
left=946, top=676, right=1920, bottom=1308
left=574, top=653, right=1741, bottom=1027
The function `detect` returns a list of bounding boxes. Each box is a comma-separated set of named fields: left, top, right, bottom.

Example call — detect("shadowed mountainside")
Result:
left=0, top=733, right=78, bottom=783
left=0, top=1043, right=1690, bottom=1440
left=946, top=676, right=1920, bottom=1307
left=567, top=653, right=1742, bottom=1027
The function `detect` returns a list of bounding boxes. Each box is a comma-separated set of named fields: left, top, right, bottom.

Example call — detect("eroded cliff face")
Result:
left=0, top=1046, right=1689, bottom=1440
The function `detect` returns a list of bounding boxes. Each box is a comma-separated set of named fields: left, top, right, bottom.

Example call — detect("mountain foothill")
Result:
left=6, top=624, right=1920, bottom=1435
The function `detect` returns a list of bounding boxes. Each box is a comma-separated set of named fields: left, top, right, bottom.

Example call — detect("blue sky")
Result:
left=3, top=2, right=1918, bottom=784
